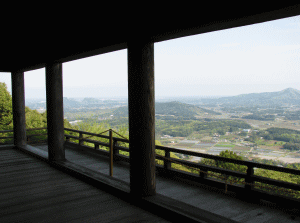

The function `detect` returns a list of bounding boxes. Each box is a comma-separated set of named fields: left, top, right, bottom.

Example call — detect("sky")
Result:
left=1, top=15, right=300, bottom=99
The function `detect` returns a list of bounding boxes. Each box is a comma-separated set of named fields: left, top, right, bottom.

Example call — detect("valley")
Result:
left=26, top=88, right=300, bottom=167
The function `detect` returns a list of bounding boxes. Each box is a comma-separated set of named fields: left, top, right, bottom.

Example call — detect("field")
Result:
left=214, top=144, right=235, bottom=148
left=244, top=118, right=300, bottom=131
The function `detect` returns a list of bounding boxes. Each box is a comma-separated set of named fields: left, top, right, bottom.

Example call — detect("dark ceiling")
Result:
left=1, top=3, right=300, bottom=73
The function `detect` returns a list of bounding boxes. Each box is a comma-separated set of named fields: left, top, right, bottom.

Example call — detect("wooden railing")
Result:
left=63, top=127, right=300, bottom=203
left=2, top=127, right=300, bottom=204
left=64, top=128, right=129, bottom=176
left=0, top=128, right=48, bottom=145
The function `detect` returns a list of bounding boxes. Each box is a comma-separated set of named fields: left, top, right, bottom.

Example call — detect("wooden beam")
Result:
left=11, top=72, right=26, bottom=146
left=128, top=38, right=156, bottom=197
left=46, top=62, right=65, bottom=161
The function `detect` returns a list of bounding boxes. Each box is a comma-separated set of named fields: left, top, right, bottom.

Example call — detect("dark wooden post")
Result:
left=245, top=163, right=254, bottom=191
left=46, top=62, right=65, bottom=161
left=164, top=149, right=171, bottom=170
left=199, top=167, right=208, bottom=179
left=11, top=71, right=26, bottom=147
left=128, top=37, right=156, bottom=197
left=79, top=132, right=83, bottom=146
left=109, top=129, right=113, bottom=176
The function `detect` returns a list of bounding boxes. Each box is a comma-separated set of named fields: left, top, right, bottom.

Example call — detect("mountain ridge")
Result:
left=205, top=88, right=300, bottom=106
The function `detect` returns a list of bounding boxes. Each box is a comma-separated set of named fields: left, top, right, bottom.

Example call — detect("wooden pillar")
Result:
left=46, top=62, right=65, bottom=161
left=128, top=38, right=156, bottom=197
left=11, top=71, right=26, bottom=146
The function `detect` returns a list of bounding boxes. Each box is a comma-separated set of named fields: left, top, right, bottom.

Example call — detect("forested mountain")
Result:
left=201, top=88, right=300, bottom=106
left=26, top=96, right=114, bottom=113
left=155, top=102, right=221, bottom=116
left=63, top=97, right=81, bottom=108
left=112, top=101, right=221, bottom=119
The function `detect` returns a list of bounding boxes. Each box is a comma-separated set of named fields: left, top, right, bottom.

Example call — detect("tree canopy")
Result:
left=215, top=150, right=247, bottom=173
left=199, top=150, right=246, bottom=183
left=0, top=82, right=13, bottom=130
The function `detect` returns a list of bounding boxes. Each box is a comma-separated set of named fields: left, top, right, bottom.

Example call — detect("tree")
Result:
left=0, top=82, right=76, bottom=144
left=217, top=129, right=226, bottom=135
left=283, top=142, right=300, bottom=151
left=199, top=150, right=246, bottom=184
left=25, top=107, right=47, bottom=129
left=239, top=131, right=247, bottom=136
left=229, top=126, right=238, bottom=132
left=0, top=82, right=13, bottom=130
left=216, top=150, right=247, bottom=173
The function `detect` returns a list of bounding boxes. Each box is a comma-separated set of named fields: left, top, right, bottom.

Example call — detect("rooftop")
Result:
left=1, top=3, right=300, bottom=72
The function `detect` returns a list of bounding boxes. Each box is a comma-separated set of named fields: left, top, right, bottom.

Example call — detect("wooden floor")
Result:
left=0, top=147, right=170, bottom=223
left=49, top=143, right=299, bottom=223
left=3, top=143, right=300, bottom=223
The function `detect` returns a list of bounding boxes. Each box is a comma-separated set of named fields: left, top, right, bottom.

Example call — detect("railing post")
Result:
left=109, top=129, right=113, bottom=176
left=94, top=144, right=99, bottom=150
left=199, top=166, right=208, bottom=179
left=79, top=133, right=83, bottom=146
left=164, top=149, right=171, bottom=170
left=245, top=163, right=254, bottom=191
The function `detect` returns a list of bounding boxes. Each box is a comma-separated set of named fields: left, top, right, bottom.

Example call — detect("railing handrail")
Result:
left=0, top=127, right=47, bottom=134
left=64, top=127, right=111, bottom=139
left=2, top=127, right=300, bottom=175
left=156, top=145, right=300, bottom=175
left=63, top=127, right=300, bottom=176
left=0, top=129, right=13, bottom=133
left=0, top=128, right=48, bottom=144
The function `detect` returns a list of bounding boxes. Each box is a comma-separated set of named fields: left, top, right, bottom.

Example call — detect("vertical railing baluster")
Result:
left=79, top=132, right=83, bottom=146
left=245, top=163, right=254, bottom=191
left=164, top=148, right=171, bottom=170
left=109, top=129, right=113, bottom=177
left=199, top=166, right=208, bottom=179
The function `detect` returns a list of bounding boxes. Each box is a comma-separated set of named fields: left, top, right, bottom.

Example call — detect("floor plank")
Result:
left=9, top=144, right=300, bottom=223
left=0, top=148, right=170, bottom=223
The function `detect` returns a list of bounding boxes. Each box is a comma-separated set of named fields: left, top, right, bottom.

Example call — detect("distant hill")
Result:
left=202, top=88, right=300, bottom=106
left=63, top=97, right=123, bottom=109
left=63, top=97, right=81, bottom=108
left=113, top=101, right=220, bottom=119
left=81, top=97, right=101, bottom=104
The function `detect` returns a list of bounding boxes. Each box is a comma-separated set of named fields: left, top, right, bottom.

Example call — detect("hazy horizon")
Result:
left=23, top=87, right=300, bottom=101
left=1, top=15, right=300, bottom=99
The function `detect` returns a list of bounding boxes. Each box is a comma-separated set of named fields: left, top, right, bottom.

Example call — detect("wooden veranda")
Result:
left=1, top=3, right=300, bottom=222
